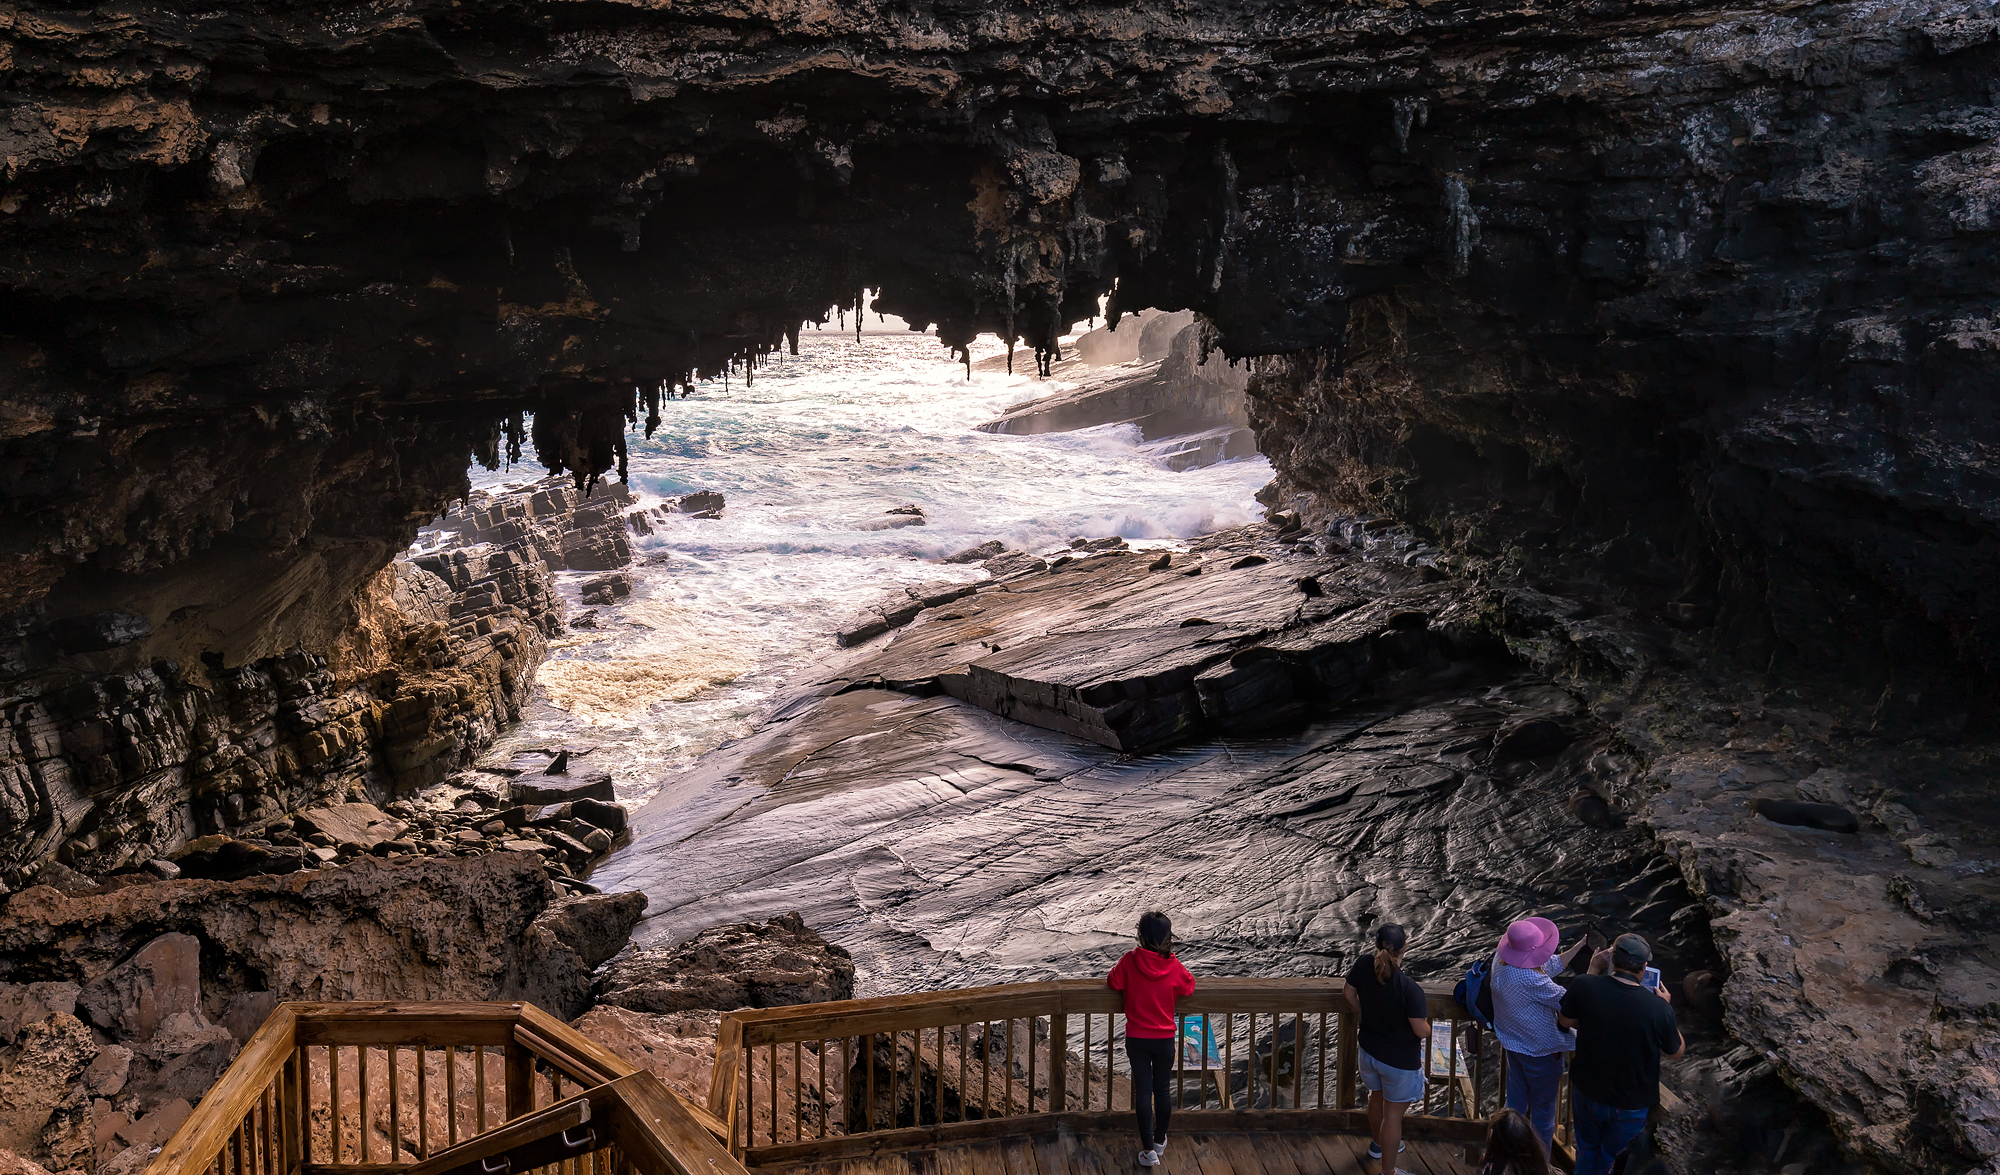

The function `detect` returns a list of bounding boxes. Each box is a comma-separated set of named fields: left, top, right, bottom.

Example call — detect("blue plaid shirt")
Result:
left=1491, top=955, right=1576, bottom=1058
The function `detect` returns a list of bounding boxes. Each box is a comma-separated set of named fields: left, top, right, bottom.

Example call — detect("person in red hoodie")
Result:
left=1107, top=911, right=1197, bottom=1167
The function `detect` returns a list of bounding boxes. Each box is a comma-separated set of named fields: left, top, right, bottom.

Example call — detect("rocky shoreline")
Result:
left=4, top=497, right=1993, bottom=1175
left=590, top=513, right=1997, bottom=1175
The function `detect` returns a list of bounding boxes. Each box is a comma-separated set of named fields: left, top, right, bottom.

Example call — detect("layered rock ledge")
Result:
left=0, top=473, right=660, bottom=882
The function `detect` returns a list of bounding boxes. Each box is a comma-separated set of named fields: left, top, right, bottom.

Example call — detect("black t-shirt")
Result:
left=1559, top=974, right=1683, bottom=1110
left=1346, top=956, right=1428, bottom=1071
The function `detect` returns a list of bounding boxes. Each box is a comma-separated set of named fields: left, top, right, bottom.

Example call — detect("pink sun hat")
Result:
left=1496, top=917, right=1561, bottom=968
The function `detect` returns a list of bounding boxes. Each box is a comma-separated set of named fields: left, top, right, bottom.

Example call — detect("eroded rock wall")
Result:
left=0, top=477, right=611, bottom=880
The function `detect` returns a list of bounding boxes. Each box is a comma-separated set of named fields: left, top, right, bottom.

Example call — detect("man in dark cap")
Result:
left=1557, top=933, right=1684, bottom=1175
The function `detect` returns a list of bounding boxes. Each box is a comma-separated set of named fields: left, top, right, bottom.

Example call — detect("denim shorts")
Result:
left=1358, top=1047, right=1426, bottom=1104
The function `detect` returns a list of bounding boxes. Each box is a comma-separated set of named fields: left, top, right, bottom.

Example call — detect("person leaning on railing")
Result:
left=1107, top=911, right=1196, bottom=1169
left=1343, top=923, right=1431, bottom=1175
left=1556, top=934, right=1685, bottom=1175
left=1489, top=917, right=1589, bottom=1157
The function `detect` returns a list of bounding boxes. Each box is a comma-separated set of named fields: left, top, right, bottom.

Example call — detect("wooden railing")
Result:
left=708, top=979, right=1521, bottom=1164
left=145, top=1002, right=742, bottom=1175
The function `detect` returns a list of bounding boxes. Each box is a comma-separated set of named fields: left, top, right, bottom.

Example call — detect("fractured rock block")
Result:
left=954, top=625, right=1243, bottom=751
left=293, top=803, right=408, bottom=851
left=77, top=934, right=202, bottom=1045
left=510, top=773, right=615, bottom=806
left=676, top=490, right=725, bottom=517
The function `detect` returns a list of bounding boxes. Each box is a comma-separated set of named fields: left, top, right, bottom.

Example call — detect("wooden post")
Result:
left=1335, top=1010, right=1359, bottom=1110
left=1048, top=1012, right=1067, bottom=1113
left=504, top=1043, right=535, bottom=1121
left=285, top=1049, right=304, bottom=1169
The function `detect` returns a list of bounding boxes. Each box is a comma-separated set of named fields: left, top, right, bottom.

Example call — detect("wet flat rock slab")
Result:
left=831, top=540, right=1458, bottom=755
left=596, top=529, right=1699, bottom=994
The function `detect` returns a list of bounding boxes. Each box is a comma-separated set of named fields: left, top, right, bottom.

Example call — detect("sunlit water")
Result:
left=461, top=324, right=1272, bottom=809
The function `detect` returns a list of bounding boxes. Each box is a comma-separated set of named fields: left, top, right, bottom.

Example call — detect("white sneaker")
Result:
left=1137, top=1150, right=1159, bottom=1167
left=1155, top=1138, right=1168, bottom=1154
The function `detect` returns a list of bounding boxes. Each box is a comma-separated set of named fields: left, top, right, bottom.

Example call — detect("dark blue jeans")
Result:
left=1504, top=1050, right=1564, bottom=1155
left=1572, top=1092, right=1649, bottom=1175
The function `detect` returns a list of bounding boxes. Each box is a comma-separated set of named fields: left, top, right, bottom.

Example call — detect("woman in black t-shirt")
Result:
left=1343, top=924, right=1431, bottom=1175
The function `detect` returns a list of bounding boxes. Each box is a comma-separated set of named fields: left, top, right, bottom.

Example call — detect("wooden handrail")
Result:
left=402, top=1089, right=595, bottom=1175
left=708, top=977, right=1499, bottom=1158
left=724, top=977, right=1469, bottom=1045
left=147, top=1003, right=299, bottom=1175
left=145, top=1002, right=750, bottom=1175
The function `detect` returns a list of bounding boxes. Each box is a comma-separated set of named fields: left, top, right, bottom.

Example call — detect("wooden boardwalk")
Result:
left=758, top=1127, right=1477, bottom=1175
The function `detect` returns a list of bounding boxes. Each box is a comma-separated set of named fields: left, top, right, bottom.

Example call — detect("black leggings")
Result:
left=1126, top=1036, right=1175, bottom=1150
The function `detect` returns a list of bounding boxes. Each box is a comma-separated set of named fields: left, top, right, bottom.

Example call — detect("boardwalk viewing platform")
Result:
left=145, top=980, right=1560, bottom=1175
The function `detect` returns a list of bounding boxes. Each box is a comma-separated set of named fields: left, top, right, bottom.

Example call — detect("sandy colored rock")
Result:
left=570, top=1005, right=725, bottom=1107
left=0, top=1013, right=96, bottom=1155
left=293, top=803, right=408, bottom=850
left=597, top=913, right=855, bottom=1015
left=0, top=1149, right=56, bottom=1175
left=82, top=1046, right=131, bottom=1097
left=0, top=854, right=574, bottom=1006
left=0, top=984, right=78, bottom=1041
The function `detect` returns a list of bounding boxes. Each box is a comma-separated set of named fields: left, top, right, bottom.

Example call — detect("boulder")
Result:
left=941, top=540, right=1005, bottom=565
left=534, top=893, right=648, bottom=972
left=677, top=491, right=725, bottom=517
left=597, top=912, right=855, bottom=1014
left=168, top=837, right=309, bottom=881
left=514, top=891, right=649, bottom=1020
left=511, top=773, right=616, bottom=806
left=83, top=1045, right=132, bottom=1096
left=570, top=798, right=628, bottom=835
left=580, top=573, right=632, bottom=606
left=77, top=934, right=202, bottom=1045
left=292, top=803, right=409, bottom=850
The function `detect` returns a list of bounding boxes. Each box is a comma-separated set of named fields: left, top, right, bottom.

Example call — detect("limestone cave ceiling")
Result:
left=2, top=0, right=1998, bottom=700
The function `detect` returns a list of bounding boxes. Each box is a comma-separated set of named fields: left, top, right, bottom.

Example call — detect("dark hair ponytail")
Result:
left=1138, top=911, right=1173, bottom=956
left=1478, top=1107, right=1550, bottom=1175
left=1374, top=923, right=1407, bottom=984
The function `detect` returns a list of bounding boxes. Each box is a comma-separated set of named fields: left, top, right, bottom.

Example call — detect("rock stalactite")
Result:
left=2, top=0, right=1995, bottom=717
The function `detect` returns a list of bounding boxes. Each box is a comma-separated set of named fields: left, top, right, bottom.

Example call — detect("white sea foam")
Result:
left=464, top=326, right=1272, bottom=805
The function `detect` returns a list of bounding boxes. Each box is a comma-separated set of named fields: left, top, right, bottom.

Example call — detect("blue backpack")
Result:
left=1454, top=958, right=1498, bottom=1031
